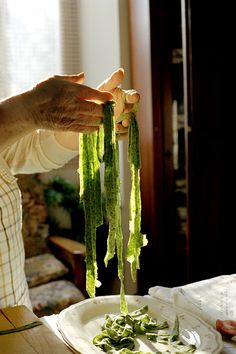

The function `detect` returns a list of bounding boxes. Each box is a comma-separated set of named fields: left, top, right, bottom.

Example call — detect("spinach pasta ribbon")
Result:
left=78, top=101, right=146, bottom=313
left=103, top=101, right=127, bottom=314
left=126, top=113, right=147, bottom=282
left=79, top=133, right=103, bottom=297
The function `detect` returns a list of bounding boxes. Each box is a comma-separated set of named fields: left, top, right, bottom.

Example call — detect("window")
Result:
left=0, top=0, right=61, bottom=98
left=0, top=0, right=121, bottom=98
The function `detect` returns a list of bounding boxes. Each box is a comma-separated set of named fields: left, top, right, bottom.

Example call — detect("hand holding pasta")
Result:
left=45, top=68, right=140, bottom=150
left=0, top=73, right=113, bottom=151
left=98, top=68, right=140, bottom=138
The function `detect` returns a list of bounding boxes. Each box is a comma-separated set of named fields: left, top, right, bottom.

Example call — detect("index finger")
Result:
left=54, top=73, right=85, bottom=84
left=76, top=84, right=113, bottom=103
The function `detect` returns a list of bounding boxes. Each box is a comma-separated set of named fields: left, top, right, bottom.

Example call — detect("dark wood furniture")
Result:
left=48, top=235, right=86, bottom=296
left=128, top=0, right=235, bottom=294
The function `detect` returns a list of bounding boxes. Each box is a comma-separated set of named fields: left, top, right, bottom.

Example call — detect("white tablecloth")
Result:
left=42, top=309, right=236, bottom=354
left=148, top=274, right=236, bottom=354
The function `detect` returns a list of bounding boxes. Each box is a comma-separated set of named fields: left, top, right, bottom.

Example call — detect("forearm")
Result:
left=0, top=93, right=34, bottom=152
left=1, top=91, right=81, bottom=155
left=0, top=74, right=111, bottom=154
left=2, top=130, right=79, bottom=175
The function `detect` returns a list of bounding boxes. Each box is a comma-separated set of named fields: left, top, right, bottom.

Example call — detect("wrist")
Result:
left=54, top=131, right=80, bottom=151
left=0, top=93, right=34, bottom=151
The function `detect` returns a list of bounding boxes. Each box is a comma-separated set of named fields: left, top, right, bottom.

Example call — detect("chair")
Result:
left=18, top=174, right=87, bottom=318
left=25, top=234, right=87, bottom=317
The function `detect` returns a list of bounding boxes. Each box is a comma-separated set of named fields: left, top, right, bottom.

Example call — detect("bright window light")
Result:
left=5, top=0, right=61, bottom=95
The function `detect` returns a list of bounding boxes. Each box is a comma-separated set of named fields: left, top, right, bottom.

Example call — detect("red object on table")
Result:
left=216, top=319, right=236, bottom=338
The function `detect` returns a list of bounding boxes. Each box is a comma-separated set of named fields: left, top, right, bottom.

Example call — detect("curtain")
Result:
left=0, top=0, right=85, bottom=100
left=0, top=0, right=9, bottom=98
left=59, top=0, right=80, bottom=74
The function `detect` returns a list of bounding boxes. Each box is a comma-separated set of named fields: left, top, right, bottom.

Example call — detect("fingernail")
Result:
left=102, top=91, right=113, bottom=99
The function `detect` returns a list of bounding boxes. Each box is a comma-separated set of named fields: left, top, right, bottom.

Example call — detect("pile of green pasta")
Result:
left=78, top=101, right=147, bottom=313
left=92, top=305, right=196, bottom=353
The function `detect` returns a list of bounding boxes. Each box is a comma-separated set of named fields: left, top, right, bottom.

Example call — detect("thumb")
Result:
left=54, top=72, right=85, bottom=84
left=98, top=68, right=124, bottom=91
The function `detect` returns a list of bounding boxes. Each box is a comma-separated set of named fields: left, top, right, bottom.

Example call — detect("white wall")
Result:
left=79, top=0, right=120, bottom=87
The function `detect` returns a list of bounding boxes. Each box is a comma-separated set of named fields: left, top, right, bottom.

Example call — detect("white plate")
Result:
left=57, top=295, right=223, bottom=354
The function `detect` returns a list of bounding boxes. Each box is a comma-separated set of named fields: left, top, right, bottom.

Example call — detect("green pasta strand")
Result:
left=97, top=125, right=104, bottom=163
left=79, top=102, right=145, bottom=314
left=79, top=134, right=96, bottom=297
left=0, top=321, right=42, bottom=335
left=103, top=101, right=128, bottom=314
left=92, top=133, right=103, bottom=227
left=103, top=102, right=118, bottom=265
left=128, top=113, right=141, bottom=170
left=79, top=133, right=102, bottom=297
left=126, top=114, right=147, bottom=282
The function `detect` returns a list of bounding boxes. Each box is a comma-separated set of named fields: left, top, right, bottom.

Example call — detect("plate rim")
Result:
left=57, top=294, right=223, bottom=354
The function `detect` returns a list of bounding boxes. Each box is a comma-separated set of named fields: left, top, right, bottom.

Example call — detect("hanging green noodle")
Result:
left=103, top=101, right=128, bottom=314
left=79, top=132, right=103, bottom=297
left=79, top=101, right=145, bottom=313
left=97, top=124, right=104, bottom=163
left=103, top=102, right=117, bottom=265
left=126, top=113, right=147, bottom=282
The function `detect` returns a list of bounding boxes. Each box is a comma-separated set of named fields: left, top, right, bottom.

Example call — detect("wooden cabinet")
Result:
left=129, top=0, right=187, bottom=293
left=129, top=0, right=235, bottom=294
left=182, top=0, right=235, bottom=281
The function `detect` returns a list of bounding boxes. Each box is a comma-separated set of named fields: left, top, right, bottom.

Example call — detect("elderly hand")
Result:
left=54, top=69, right=140, bottom=149
left=98, top=68, right=140, bottom=139
left=1, top=73, right=112, bottom=151
left=25, top=73, right=112, bottom=133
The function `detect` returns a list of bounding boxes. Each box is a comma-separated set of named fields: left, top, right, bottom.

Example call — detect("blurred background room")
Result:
left=0, top=0, right=233, bottom=302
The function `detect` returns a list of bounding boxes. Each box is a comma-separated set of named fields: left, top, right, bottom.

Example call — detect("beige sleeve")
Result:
left=1, top=130, right=79, bottom=175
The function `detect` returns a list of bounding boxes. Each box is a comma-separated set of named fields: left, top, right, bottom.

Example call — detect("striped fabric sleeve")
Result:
left=0, top=161, right=32, bottom=308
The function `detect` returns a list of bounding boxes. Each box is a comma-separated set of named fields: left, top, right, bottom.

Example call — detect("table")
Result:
left=1, top=304, right=236, bottom=354
left=0, top=306, right=73, bottom=353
